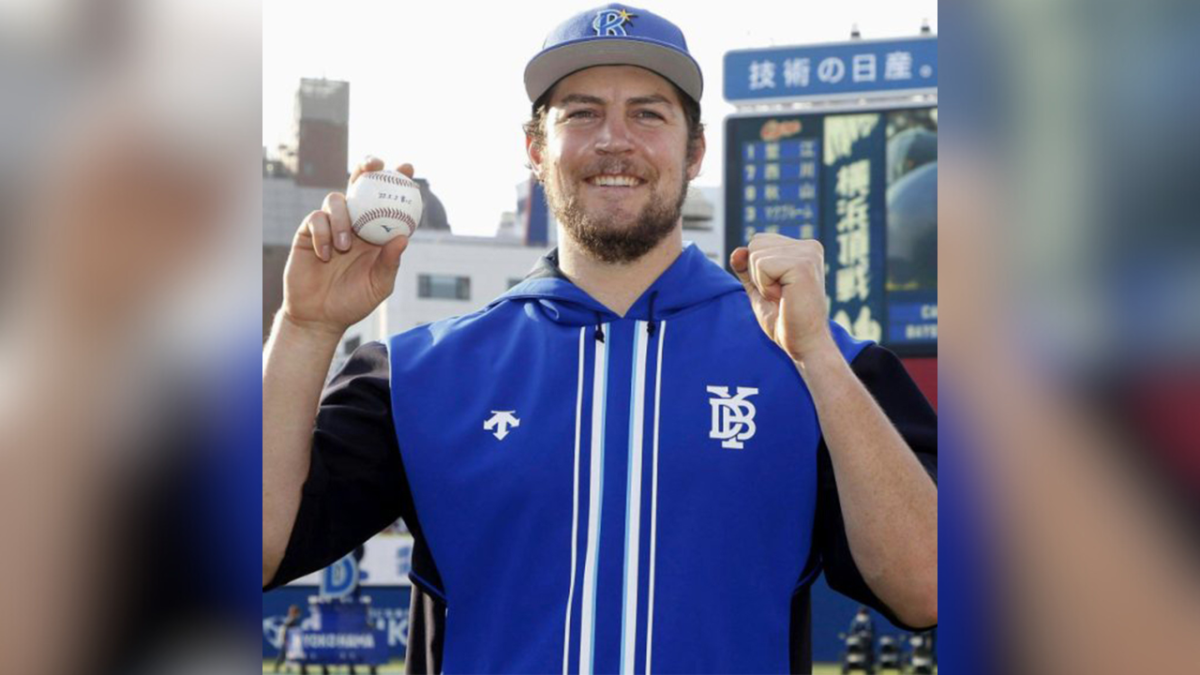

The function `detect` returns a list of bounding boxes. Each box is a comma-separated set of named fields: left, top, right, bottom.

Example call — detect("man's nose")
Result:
left=594, top=114, right=634, bottom=154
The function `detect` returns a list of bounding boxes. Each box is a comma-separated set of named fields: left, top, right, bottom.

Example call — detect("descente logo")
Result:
left=706, top=386, right=759, bottom=449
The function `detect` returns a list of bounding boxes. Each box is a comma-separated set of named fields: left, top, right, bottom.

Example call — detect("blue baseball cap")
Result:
left=524, top=4, right=703, bottom=106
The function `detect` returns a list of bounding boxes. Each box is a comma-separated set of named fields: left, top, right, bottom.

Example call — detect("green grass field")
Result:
left=262, top=663, right=933, bottom=674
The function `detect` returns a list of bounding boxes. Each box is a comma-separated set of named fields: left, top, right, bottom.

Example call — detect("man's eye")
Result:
left=566, top=110, right=597, bottom=119
left=635, top=110, right=665, bottom=121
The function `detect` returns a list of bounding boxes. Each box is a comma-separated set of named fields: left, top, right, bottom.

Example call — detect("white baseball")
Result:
left=345, top=170, right=424, bottom=245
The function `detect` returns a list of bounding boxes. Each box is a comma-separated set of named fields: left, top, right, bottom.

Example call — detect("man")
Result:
left=274, top=604, right=304, bottom=673
left=849, top=607, right=876, bottom=641
left=844, top=606, right=877, bottom=672
left=263, top=5, right=937, bottom=674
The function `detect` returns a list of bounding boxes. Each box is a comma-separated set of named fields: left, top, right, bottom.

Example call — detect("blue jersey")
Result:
left=385, top=244, right=869, bottom=674
left=266, top=243, right=938, bottom=674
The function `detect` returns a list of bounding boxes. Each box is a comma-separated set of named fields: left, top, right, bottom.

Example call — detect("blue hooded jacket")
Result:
left=386, top=243, right=869, bottom=674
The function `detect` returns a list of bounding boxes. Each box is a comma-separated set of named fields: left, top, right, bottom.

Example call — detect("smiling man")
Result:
left=262, top=5, right=937, bottom=675
left=528, top=65, right=701, bottom=270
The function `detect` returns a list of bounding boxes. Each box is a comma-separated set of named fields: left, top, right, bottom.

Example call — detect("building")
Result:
left=263, top=151, right=334, bottom=339
left=333, top=229, right=550, bottom=375
left=285, top=78, right=349, bottom=190
left=683, top=185, right=724, bottom=264
left=263, top=78, right=353, bottom=340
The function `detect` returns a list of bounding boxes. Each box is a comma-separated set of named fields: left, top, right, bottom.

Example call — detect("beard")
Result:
left=543, top=157, right=688, bottom=265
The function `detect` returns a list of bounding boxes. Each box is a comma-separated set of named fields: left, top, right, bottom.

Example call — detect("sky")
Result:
left=263, top=0, right=937, bottom=236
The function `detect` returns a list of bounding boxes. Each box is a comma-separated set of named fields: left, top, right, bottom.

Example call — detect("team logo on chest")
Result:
left=706, top=386, right=759, bottom=449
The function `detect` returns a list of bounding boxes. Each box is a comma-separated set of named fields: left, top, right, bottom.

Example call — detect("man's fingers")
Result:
left=732, top=247, right=781, bottom=337
left=745, top=234, right=825, bottom=298
left=738, top=235, right=827, bottom=304
left=730, top=247, right=753, bottom=286
left=747, top=250, right=775, bottom=301
left=743, top=236, right=788, bottom=300
left=749, top=251, right=795, bottom=302
left=304, top=210, right=333, bottom=261
left=381, top=235, right=409, bottom=268
left=746, top=232, right=798, bottom=252
left=323, top=192, right=353, bottom=252
left=349, top=155, right=386, bottom=185
left=730, top=247, right=768, bottom=301
left=369, top=235, right=410, bottom=294
left=347, top=157, right=413, bottom=188
left=734, top=246, right=783, bottom=301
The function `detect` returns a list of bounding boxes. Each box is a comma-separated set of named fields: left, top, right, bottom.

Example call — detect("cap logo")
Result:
left=592, top=8, right=637, bottom=36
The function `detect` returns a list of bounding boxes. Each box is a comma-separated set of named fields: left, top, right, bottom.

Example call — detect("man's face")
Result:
left=528, top=65, right=704, bottom=264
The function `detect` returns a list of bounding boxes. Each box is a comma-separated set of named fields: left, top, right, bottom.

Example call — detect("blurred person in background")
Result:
left=263, top=5, right=937, bottom=674
left=848, top=606, right=874, bottom=641
left=273, top=604, right=304, bottom=673
left=0, top=0, right=259, bottom=673
left=940, top=1, right=1200, bottom=672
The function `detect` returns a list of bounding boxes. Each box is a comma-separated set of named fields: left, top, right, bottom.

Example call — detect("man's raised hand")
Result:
left=280, top=157, right=416, bottom=336
left=730, top=233, right=835, bottom=364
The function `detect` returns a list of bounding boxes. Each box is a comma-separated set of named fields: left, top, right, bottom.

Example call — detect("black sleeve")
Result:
left=264, top=341, right=413, bottom=591
left=404, top=585, right=446, bottom=675
left=814, top=344, right=937, bottom=630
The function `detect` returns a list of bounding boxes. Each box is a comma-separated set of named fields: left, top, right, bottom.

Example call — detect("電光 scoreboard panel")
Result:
left=724, top=106, right=938, bottom=355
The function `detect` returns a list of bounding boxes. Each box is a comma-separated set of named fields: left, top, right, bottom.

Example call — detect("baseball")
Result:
left=345, top=170, right=424, bottom=245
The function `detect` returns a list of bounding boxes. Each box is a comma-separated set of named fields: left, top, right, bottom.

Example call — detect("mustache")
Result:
left=581, top=159, right=655, bottom=181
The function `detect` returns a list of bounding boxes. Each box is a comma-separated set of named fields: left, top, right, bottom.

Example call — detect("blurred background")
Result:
left=1, top=0, right=1197, bottom=673
left=939, top=1, right=1200, bottom=673
left=0, top=0, right=261, bottom=673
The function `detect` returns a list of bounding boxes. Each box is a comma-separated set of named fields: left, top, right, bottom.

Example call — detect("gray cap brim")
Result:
left=524, top=38, right=703, bottom=104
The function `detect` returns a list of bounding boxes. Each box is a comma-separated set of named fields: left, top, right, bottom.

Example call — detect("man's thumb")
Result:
left=384, top=235, right=409, bottom=266
left=729, top=247, right=755, bottom=291
left=371, top=236, right=409, bottom=287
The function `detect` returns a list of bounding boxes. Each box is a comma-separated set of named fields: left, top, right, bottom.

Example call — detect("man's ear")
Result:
left=526, top=134, right=544, bottom=181
left=686, top=132, right=707, bottom=181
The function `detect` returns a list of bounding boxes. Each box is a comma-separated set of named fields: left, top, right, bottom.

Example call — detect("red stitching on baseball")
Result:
left=363, top=172, right=419, bottom=189
left=353, top=208, right=419, bottom=234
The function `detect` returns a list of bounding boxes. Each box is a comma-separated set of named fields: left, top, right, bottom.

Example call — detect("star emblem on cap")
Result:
left=617, top=9, right=637, bottom=23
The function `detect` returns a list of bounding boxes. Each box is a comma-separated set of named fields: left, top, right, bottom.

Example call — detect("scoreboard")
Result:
left=724, top=105, right=938, bottom=355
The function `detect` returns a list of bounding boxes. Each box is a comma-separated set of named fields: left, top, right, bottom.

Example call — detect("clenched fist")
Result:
left=730, top=233, right=835, bottom=364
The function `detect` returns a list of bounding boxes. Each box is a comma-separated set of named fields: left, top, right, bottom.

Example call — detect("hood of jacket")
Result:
left=487, top=243, right=744, bottom=327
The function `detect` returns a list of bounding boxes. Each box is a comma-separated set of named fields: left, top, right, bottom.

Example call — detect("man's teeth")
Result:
left=589, top=175, right=642, bottom=187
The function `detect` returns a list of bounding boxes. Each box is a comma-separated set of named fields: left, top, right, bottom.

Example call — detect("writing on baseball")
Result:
left=345, top=170, right=424, bottom=244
